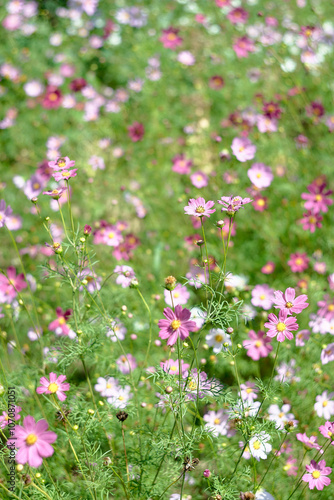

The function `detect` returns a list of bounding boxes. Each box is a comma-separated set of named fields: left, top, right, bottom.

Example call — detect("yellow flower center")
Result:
left=196, top=175, right=203, bottom=181
left=170, top=366, right=177, bottom=371
left=0, top=215, right=2, bottom=221
left=108, top=232, right=115, bottom=239
left=253, top=440, right=261, bottom=450
left=58, top=317, right=66, bottom=325
left=118, top=396, right=124, bottom=401
left=195, top=206, right=205, bottom=214
left=214, top=418, right=220, bottom=425
left=255, top=341, right=262, bottom=347
left=257, top=199, right=265, bottom=207
left=167, top=33, right=177, bottom=41
left=239, top=146, right=245, bottom=152
left=256, top=173, right=262, bottom=178
left=295, top=258, right=303, bottom=265
left=246, top=388, right=253, bottom=394
left=277, top=322, right=286, bottom=332
left=49, top=93, right=58, bottom=101
left=26, top=433, right=38, bottom=446
left=52, top=189, right=60, bottom=195
left=58, top=160, right=66, bottom=168
left=312, top=470, right=321, bottom=479
left=286, top=302, right=293, bottom=308
left=188, top=380, right=197, bottom=391
left=279, top=412, right=284, bottom=418
left=61, top=171, right=70, bottom=177
left=260, top=294, right=266, bottom=300
left=315, top=195, right=322, bottom=202
left=328, top=431, right=333, bottom=437
left=215, top=334, right=223, bottom=342
left=106, top=383, right=112, bottom=388
left=328, top=304, right=334, bottom=311
left=171, top=320, right=181, bottom=330
left=33, top=183, right=40, bottom=190
left=323, top=400, right=328, bottom=407
left=174, top=292, right=180, bottom=298
left=48, top=383, right=59, bottom=393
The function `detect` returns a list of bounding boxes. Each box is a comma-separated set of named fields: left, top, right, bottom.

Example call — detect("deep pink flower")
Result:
left=273, top=287, right=308, bottom=315
left=172, top=154, right=192, bottom=174
left=159, top=27, right=183, bottom=50
left=265, top=310, right=299, bottom=342
left=128, top=122, right=145, bottom=142
left=0, top=406, right=22, bottom=429
left=231, top=137, right=256, bottom=162
left=48, top=157, right=75, bottom=170
left=302, top=460, right=332, bottom=491
left=160, top=358, right=190, bottom=375
left=36, top=372, right=70, bottom=402
left=0, top=200, right=13, bottom=227
left=42, top=86, right=63, bottom=109
left=190, top=171, right=209, bottom=188
left=184, top=197, right=216, bottom=218
left=0, top=267, right=27, bottom=303
left=299, top=210, right=323, bottom=232
left=247, top=163, right=273, bottom=189
left=253, top=196, right=268, bottom=213
left=13, top=416, right=57, bottom=468
left=48, top=308, right=75, bottom=338
left=287, top=252, right=309, bottom=272
left=233, top=36, right=255, bottom=58
left=69, top=78, right=87, bottom=92
left=158, top=304, right=197, bottom=346
left=53, top=168, right=78, bottom=181
left=227, top=7, right=249, bottom=24
left=301, top=182, right=333, bottom=214
left=284, top=456, right=298, bottom=476
left=261, top=262, right=275, bottom=274
left=243, top=330, right=272, bottom=360
left=319, top=421, right=334, bottom=444
left=296, top=433, right=321, bottom=450
left=209, top=75, right=224, bottom=89
left=218, top=195, right=252, bottom=215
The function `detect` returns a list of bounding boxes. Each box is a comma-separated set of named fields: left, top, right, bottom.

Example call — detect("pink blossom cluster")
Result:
left=299, top=177, right=333, bottom=233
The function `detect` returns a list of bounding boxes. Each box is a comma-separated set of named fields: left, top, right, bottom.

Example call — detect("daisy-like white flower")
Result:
left=158, top=305, right=197, bottom=346
left=249, top=432, right=272, bottom=461
left=302, top=459, right=332, bottom=491
left=240, top=382, right=258, bottom=404
left=314, top=391, right=334, bottom=419
left=107, top=385, right=132, bottom=409
left=36, top=373, right=70, bottom=402
left=203, top=409, right=234, bottom=437
left=268, top=404, right=298, bottom=430
left=94, top=377, right=119, bottom=398
left=273, top=287, right=308, bottom=315
left=205, top=328, right=231, bottom=353
left=184, top=197, right=216, bottom=217
left=264, top=310, right=298, bottom=342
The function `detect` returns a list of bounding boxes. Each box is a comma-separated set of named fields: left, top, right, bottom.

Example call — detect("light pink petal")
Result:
left=35, top=440, right=55, bottom=458
left=38, top=431, right=57, bottom=444
left=166, top=331, right=179, bottom=346
left=285, top=288, right=295, bottom=302
left=57, top=391, right=67, bottom=401
left=23, top=415, right=36, bottom=431
left=27, top=446, right=43, bottom=468
left=39, top=377, right=50, bottom=387
left=16, top=447, right=29, bottom=464
left=34, top=419, right=49, bottom=433
left=36, top=387, right=48, bottom=395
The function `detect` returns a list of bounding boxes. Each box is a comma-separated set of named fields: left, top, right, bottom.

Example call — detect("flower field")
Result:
left=0, top=0, right=334, bottom=499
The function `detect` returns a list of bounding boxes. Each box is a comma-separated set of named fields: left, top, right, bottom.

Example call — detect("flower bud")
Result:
left=164, top=275, right=177, bottom=291
left=16, top=464, right=24, bottom=472
left=31, top=197, right=38, bottom=204
left=217, top=220, right=225, bottom=228
left=103, top=457, right=111, bottom=466
left=84, top=225, right=92, bottom=235
left=130, top=278, right=139, bottom=289
left=203, top=469, right=211, bottom=478
left=165, top=386, right=173, bottom=394
left=196, top=239, right=204, bottom=246
left=226, top=327, right=234, bottom=334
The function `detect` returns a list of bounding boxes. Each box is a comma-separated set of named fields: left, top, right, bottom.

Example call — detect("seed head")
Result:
left=164, top=275, right=177, bottom=291
left=116, top=411, right=128, bottom=422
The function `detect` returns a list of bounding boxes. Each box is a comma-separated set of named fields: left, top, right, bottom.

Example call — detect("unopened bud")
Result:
left=130, top=278, right=139, bottom=289
left=164, top=275, right=177, bottom=291
left=196, top=239, right=204, bottom=246
left=165, top=386, right=173, bottom=394
left=31, top=197, right=38, bottom=204
left=217, top=220, right=225, bottom=228
left=103, top=457, right=111, bottom=466
left=226, top=327, right=234, bottom=334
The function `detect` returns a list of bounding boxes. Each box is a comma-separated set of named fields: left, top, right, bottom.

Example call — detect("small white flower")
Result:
left=249, top=432, right=272, bottom=461
left=205, top=328, right=231, bottom=353
left=314, top=391, right=334, bottom=419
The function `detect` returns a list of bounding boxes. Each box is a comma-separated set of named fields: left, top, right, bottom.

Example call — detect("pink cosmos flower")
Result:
left=172, top=154, right=193, bottom=174
left=302, top=460, right=332, bottom=491
left=247, top=163, right=273, bottom=189
left=13, top=416, right=57, bottom=468
left=177, top=51, right=195, bottom=66
left=317, top=295, right=334, bottom=321
left=295, top=329, right=311, bottom=346
left=299, top=211, right=323, bottom=232
left=43, top=187, right=67, bottom=200
left=314, top=391, right=334, bottom=419
left=164, top=284, right=190, bottom=307
left=284, top=456, right=298, bottom=476
left=233, top=36, right=255, bottom=58
left=252, top=195, right=268, bottom=212
left=273, top=287, right=308, bottom=315
left=0, top=267, right=27, bottom=303
left=296, top=433, right=321, bottom=450
left=42, top=86, right=62, bottom=109
left=261, top=261, right=275, bottom=274
left=243, top=330, right=272, bottom=360
left=116, top=354, right=137, bottom=374
left=218, top=195, right=252, bottom=215
left=265, top=310, right=299, bottom=342
left=319, top=421, right=334, bottom=444
left=321, top=343, right=334, bottom=365
left=268, top=404, right=298, bottom=430
left=128, top=122, right=145, bottom=142
left=240, top=382, right=258, bottom=404
left=0, top=406, right=22, bottom=429
left=53, top=168, right=78, bottom=181
left=36, top=373, right=70, bottom=402
left=102, top=226, right=123, bottom=247
left=231, top=137, right=256, bottom=162
left=159, top=27, right=183, bottom=50
left=257, top=115, right=278, bottom=133
left=184, top=197, right=216, bottom=217
left=113, top=265, right=136, bottom=288
left=314, top=262, right=326, bottom=274
left=0, top=200, right=13, bottom=227
left=251, top=284, right=275, bottom=310
left=209, top=75, right=224, bottom=90
left=160, top=358, right=190, bottom=375
left=190, top=171, right=209, bottom=188
left=301, top=182, right=333, bottom=214
left=288, top=252, right=309, bottom=272
left=48, top=307, right=75, bottom=338
left=48, top=157, right=75, bottom=170
left=203, top=409, right=234, bottom=437
left=227, top=7, right=249, bottom=24
left=158, top=304, right=197, bottom=346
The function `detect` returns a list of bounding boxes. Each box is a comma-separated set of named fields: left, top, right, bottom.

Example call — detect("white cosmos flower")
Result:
left=249, top=432, right=272, bottom=461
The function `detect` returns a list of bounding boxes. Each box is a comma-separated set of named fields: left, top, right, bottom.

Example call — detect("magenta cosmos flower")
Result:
left=231, top=137, right=256, bottom=162
left=158, top=304, right=197, bottom=346
left=53, top=168, right=78, bottom=181
left=42, top=86, right=62, bottom=109
left=218, top=195, right=252, bottom=215
left=128, top=121, right=145, bottom=142
left=299, top=211, right=323, bottom=233
left=0, top=266, right=27, bottom=303
left=265, top=310, right=299, bottom=342
left=247, top=163, right=273, bottom=189
left=159, top=27, right=183, bottom=50
left=243, top=330, right=272, bottom=360
left=48, top=156, right=75, bottom=170
left=302, top=460, right=332, bottom=491
left=233, top=36, right=255, bottom=58
left=227, top=7, right=249, bottom=24
left=172, top=154, right=193, bottom=174
left=184, top=197, right=216, bottom=217
left=301, top=182, right=333, bottom=214
left=13, top=416, right=57, bottom=468
left=273, top=287, right=308, bottom=315
left=36, top=372, right=70, bottom=402
left=48, top=307, right=74, bottom=337
left=287, top=252, right=309, bottom=272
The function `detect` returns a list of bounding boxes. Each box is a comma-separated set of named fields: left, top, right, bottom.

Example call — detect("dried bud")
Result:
left=164, top=275, right=177, bottom=291
left=285, top=420, right=295, bottom=432
left=116, top=411, right=128, bottom=422
left=226, top=327, right=234, bottom=334
left=52, top=242, right=63, bottom=254
left=240, top=493, right=255, bottom=500
left=55, top=408, right=71, bottom=424
left=103, top=457, right=112, bottom=466
left=214, top=495, right=222, bottom=500
left=22, top=474, right=31, bottom=486
left=183, top=457, right=200, bottom=471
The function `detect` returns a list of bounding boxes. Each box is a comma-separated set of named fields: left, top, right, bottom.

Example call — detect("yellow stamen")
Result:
left=171, top=320, right=181, bottom=330
left=277, top=322, right=286, bottom=332
left=48, top=383, right=59, bottom=393
left=26, top=433, right=38, bottom=446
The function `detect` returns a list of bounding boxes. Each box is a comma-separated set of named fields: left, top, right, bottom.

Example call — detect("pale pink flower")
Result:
left=314, top=391, right=334, bottom=419
left=160, top=358, right=190, bottom=375
left=116, top=354, right=137, bottom=374
left=203, top=409, right=234, bottom=437
left=295, top=329, right=310, bottom=346
left=190, top=171, right=208, bottom=188
left=247, top=163, right=273, bottom=188
left=164, top=284, right=190, bottom=307
left=273, top=287, right=308, bottom=315
left=231, top=137, right=256, bottom=162
left=243, top=330, right=272, bottom=360
left=251, top=284, right=275, bottom=310
left=321, top=343, right=334, bottom=365
left=184, top=197, right=216, bottom=217
left=240, top=382, right=258, bottom=403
